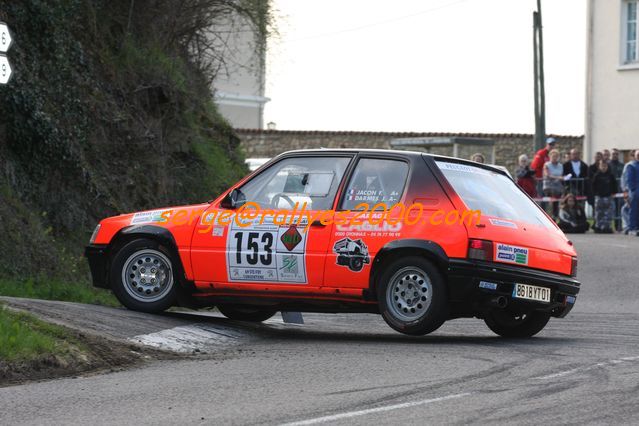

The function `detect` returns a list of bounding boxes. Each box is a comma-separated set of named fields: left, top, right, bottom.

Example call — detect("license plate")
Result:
left=512, top=283, right=551, bottom=303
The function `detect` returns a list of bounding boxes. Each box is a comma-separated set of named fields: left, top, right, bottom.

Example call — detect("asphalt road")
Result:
left=2, top=233, right=639, bottom=425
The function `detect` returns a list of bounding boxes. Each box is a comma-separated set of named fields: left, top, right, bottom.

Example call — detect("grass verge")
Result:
left=0, top=278, right=119, bottom=307
left=0, top=303, right=159, bottom=386
left=0, top=304, right=78, bottom=362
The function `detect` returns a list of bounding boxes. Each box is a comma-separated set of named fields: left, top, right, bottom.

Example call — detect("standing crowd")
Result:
left=512, top=138, right=639, bottom=235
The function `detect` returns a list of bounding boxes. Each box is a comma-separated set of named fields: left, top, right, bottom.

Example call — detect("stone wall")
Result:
left=237, top=129, right=584, bottom=175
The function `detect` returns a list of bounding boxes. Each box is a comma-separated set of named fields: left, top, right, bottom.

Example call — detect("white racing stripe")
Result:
left=128, top=323, right=245, bottom=353
left=280, top=393, right=471, bottom=426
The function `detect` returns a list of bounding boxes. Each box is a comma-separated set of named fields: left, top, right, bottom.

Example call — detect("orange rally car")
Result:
left=85, top=149, right=580, bottom=337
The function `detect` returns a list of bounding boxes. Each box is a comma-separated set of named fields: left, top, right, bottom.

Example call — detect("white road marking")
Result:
left=280, top=393, right=471, bottom=426
left=598, top=242, right=631, bottom=249
left=128, top=323, right=245, bottom=353
left=534, top=356, right=639, bottom=380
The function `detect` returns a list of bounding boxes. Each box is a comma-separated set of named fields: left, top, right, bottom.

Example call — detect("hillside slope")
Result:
left=0, top=1, right=264, bottom=281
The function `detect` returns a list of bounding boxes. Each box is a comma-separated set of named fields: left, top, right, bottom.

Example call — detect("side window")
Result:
left=340, top=158, right=409, bottom=210
left=236, top=156, right=351, bottom=210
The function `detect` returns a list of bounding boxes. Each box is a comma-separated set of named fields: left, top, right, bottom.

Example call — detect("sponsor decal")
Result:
left=495, top=243, right=529, bottom=265
left=280, top=225, right=302, bottom=251
left=211, top=226, right=224, bottom=237
left=333, top=238, right=370, bottom=272
left=489, top=218, right=517, bottom=229
left=436, top=161, right=491, bottom=175
left=201, top=212, right=216, bottom=225
left=335, top=221, right=402, bottom=233
left=131, top=210, right=170, bottom=225
left=280, top=255, right=298, bottom=274
left=479, top=281, right=498, bottom=290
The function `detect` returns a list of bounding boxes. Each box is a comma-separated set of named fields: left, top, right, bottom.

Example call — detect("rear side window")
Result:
left=435, top=161, right=556, bottom=229
left=341, top=158, right=409, bottom=210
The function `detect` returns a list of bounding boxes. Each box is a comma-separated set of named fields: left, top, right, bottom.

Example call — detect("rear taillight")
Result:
left=571, top=257, right=578, bottom=277
left=468, top=239, right=493, bottom=261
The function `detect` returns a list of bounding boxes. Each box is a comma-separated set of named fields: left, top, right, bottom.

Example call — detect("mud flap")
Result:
left=281, top=311, right=304, bottom=324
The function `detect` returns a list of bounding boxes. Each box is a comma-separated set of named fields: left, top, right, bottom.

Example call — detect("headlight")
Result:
left=89, top=224, right=101, bottom=244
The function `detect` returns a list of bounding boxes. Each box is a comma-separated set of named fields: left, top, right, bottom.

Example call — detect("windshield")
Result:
left=435, top=161, right=556, bottom=229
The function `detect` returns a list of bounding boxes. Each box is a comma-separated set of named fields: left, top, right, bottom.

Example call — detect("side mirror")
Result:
left=220, top=189, right=245, bottom=209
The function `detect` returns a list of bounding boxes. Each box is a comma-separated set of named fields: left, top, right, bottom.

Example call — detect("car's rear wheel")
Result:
left=110, top=238, right=178, bottom=313
left=484, top=309, right=550, bottom=338
left=377, top=257, right=448, bottom=336
left=218, top=304, right=278, bottom=322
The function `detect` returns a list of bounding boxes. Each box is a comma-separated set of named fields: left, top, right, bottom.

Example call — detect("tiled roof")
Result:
left=235, top=128, right=584, bottom=139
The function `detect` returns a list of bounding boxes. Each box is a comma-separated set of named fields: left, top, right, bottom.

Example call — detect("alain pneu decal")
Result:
left=495, top=243, right=529, bottom=265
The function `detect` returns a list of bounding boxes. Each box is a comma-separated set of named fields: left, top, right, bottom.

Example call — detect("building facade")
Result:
left=237, top=129, right=583, bottom=176
left=212, top=19, right=269, bottom=129
left=586, top=0, right=639, bottom=161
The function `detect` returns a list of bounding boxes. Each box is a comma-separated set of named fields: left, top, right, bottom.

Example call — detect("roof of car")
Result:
left=278, top=148, right=508, bottom=176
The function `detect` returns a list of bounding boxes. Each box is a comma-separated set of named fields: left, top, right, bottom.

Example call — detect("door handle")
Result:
left=311, top=220, right=326, bottom=227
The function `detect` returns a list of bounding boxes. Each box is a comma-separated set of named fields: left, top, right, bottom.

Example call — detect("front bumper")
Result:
left=84, top=244, right=109, bottom=289
left=446, top=259, right=580, bottom=318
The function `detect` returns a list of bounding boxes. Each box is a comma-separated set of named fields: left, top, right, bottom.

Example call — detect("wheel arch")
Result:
left=105, top=225, right=187, bottom=288
left=368, top=239, right=449, bottom=300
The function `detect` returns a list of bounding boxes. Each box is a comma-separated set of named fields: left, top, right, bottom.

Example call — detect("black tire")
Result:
left=484, top=309, right=551, bottom=338
left=109, top=238, right=179, bottom=313
left=377, top=256, right=448, bottom=336
left=218, top=304, right=278, bottom=322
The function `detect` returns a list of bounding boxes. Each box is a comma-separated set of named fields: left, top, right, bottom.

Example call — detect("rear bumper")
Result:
left=84, top=244, right=109, bottom=289
left=446, top=259, right=580, bottom=318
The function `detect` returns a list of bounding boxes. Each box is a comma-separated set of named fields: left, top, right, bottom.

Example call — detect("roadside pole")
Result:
left=0, top=21, right=13, bottom=85
left=533, top=0, right=546, bottom=151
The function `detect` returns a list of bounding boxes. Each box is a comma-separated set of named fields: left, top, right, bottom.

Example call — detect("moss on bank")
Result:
left=0, top=1, right=266, bottom=294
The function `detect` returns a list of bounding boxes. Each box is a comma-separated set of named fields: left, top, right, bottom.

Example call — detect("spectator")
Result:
left=563, top=152, right=570, bottom=163
left=622, top=197, right=631, bottom=234
left=609, top=148, right=625, bottom=180
left=603, top=149, right=611, bottom=163
left=558, top=193, right=589, bottom=233
left=588, top=151, right=604, bottom=178
left=531, top=137, right=557, bottom=194
left=621, top=159, right=632, bottom=230
left=515, top=154, right=537, bottom=197
left=470, top=153, right=485, bottom=164
left=609, top=148, right=625, bottom=231
left=543, top=149, right=564, bottom=217
left=562, top=148, right=589, bottom=199
left=625, top=149, right=639, bottom=235
left=591, top=161, right=617, bottom=233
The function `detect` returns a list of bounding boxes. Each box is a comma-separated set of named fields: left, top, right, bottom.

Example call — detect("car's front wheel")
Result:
left=109, top=238, right=178, bottom=313
left=218, top=305, right=278, bottom=322
left=484, top=309, right=550, bottom=338
left=377, top=257, right=448, bottom=336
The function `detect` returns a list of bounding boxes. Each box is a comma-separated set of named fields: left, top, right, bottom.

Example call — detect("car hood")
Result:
left=93, top=203, right=210, bottom=245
